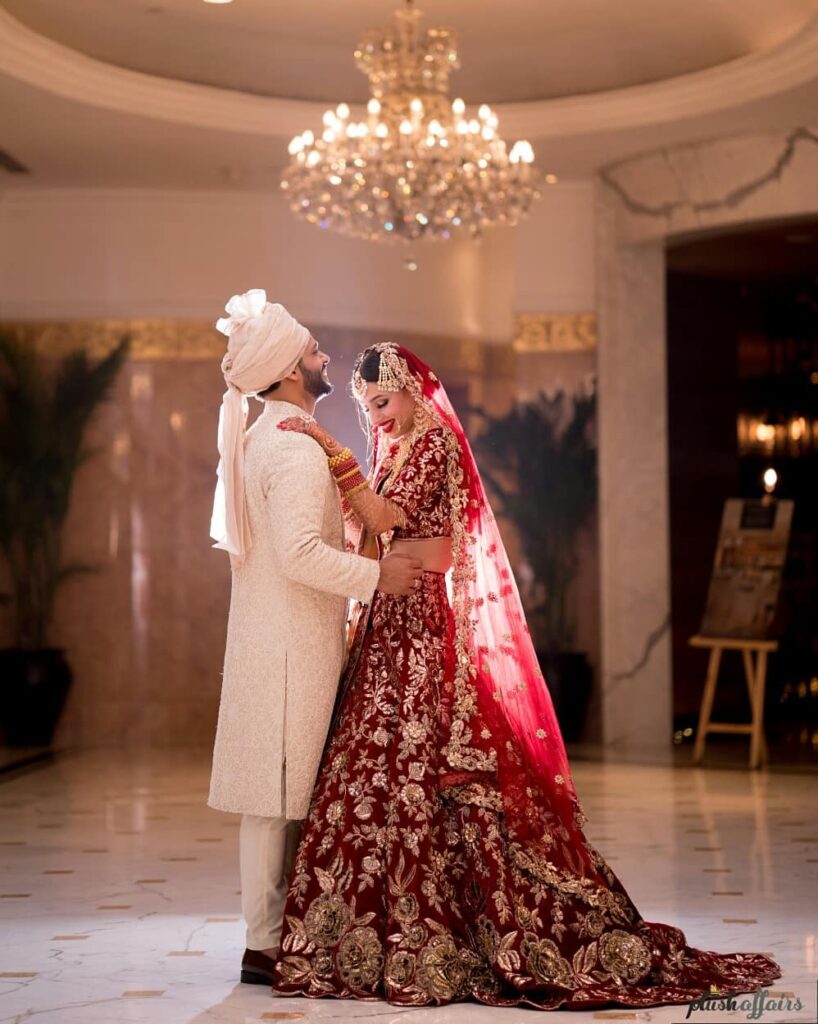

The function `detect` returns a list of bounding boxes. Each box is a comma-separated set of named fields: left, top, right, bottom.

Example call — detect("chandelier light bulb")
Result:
left=281, top=4, right=541, bottom=243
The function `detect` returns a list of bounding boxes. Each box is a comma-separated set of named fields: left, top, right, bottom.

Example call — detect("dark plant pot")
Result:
left=0, top=648, right=73, bottom=747
left=538, top=650, right=592, bottom=743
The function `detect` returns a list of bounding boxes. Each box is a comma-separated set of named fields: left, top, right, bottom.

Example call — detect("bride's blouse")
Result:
left=376, top=427, right=451, bottom=540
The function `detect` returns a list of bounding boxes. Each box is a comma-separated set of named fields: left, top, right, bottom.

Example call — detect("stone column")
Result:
left=594, top=182, right=673, bottom=758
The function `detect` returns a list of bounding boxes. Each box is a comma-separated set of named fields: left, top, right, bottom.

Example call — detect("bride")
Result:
left=273, top=342, right=779, bottom=1009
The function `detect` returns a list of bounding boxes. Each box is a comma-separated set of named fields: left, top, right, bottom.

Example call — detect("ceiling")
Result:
left=4, top=0, right=818, bottom=105
left=1, top=0, right=818, bottom=190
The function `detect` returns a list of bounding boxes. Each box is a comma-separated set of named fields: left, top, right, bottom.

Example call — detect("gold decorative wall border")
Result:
left=512, top=313, right=597, bottom=353
left=0, top=320, right=224, bottom=360
left=0, top=320, right=517, bottom=377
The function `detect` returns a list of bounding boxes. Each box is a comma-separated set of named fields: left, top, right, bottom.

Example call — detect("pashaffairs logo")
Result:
left=685, top=988, right=805, bottom=1021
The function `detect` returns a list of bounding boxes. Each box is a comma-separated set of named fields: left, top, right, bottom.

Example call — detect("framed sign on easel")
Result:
left=690, top=498, right=794, bottom=768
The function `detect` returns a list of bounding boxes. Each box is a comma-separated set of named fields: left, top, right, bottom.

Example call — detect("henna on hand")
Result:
left=277, top=416, right=342, bottom=456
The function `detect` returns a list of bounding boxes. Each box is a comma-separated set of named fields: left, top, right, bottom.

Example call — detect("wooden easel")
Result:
left=689, top=634, right=777, bottom=769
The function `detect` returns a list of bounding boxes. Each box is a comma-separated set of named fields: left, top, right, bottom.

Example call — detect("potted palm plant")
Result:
left=472, top=385, right=597, bottom=741
left=0, top=334, right=129, bottom=746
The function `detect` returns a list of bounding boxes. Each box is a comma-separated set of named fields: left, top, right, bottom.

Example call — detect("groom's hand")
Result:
left=377, top=554, right=423, bottom=596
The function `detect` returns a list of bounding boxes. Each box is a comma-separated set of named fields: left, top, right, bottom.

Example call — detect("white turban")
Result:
left=210, top=288, right=310, bottom=566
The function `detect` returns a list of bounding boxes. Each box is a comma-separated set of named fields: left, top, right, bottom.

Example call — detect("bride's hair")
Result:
left=351, top=346, right=382, bottom=385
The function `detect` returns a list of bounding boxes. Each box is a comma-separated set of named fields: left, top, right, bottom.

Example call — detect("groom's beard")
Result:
left=301, top=363, right=333, bottom=401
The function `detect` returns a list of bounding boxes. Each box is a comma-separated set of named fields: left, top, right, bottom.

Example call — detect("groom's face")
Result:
left=299, top=336, right=333, bottom=400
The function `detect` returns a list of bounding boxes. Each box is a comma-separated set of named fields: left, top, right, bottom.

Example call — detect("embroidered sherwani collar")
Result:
left=261, top=399, right=312, bottom=421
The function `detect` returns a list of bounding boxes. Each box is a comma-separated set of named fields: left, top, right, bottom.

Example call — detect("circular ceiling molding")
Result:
left=2, top=5, right=818, bottom=143
left=5, top=0, right=818, bottom=105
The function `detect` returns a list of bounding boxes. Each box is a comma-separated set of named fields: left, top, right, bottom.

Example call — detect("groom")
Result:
left=207, top=290, right=421, bottom=984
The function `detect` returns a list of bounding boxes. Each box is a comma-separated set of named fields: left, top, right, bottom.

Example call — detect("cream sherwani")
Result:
left=209, top=395, right=378, bottom=811
left=209, top=399, right=379, bottom=820
left=209, top=399, right=378, bottom=952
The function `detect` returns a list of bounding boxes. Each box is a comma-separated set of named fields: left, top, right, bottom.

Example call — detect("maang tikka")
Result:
left=352, top=343, right=405, bottom=400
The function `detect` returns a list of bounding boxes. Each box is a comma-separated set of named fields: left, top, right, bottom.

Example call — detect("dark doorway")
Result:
left=666, top=218, right=818, bottom=768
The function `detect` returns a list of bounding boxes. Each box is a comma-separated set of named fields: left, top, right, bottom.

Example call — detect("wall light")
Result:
left=762, top=467, right=778, bottom=493
left=754, top=422, right=776, bottom=443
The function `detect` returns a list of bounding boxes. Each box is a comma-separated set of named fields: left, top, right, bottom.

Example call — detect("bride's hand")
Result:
left=277, top=416, right=343, bottom=457
left=277, top=415, right=315, bottom=437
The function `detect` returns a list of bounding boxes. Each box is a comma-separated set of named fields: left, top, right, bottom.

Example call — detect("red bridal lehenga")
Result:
left=273, top=346, right=780, bottom=1009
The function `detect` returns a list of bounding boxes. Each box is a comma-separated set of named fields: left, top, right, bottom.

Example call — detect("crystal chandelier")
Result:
left=281, top=0, right=541, bottom=245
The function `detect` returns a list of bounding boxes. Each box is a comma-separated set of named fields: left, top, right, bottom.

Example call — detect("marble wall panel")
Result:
left=595, top=185, right=673, bottom=758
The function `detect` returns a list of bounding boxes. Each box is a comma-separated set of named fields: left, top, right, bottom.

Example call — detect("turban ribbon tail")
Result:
left=211, top=384, right=251, bottom=566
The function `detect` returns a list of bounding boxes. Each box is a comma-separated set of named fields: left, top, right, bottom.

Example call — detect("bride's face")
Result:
left=361, top=382, right=416, bottom=439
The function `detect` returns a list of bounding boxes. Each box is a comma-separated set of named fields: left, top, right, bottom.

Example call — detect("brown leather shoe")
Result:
left=240, top=947, right=276, bottom=985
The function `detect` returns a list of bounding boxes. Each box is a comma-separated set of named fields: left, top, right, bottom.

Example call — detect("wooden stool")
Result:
left=689, top=635, right=777, bottom=769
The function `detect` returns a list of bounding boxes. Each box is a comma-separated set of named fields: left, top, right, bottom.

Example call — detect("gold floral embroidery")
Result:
left=303, top=893, right=352, bottom=947
left=326, top=800, right=345, bottom=824
left=474, top=915, right=500, bottom=961
left=390, top=894, right=417, bottom=926
left=337, top=926, right=384, bottom=989
left=577, top=909, right=607, bottom=939
left=406, top=922, right=427, bottom=948
left=598, top=929, right=652, bottom=983
left=385, top=949, right=416, bottom=988
left=313, top=948, right=334, bottom=977
left=522, top=934, right=576, bottom=988
left=416, top=935, right=473, bottom=1000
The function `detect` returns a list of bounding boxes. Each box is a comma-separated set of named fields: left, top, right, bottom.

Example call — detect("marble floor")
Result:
left=0, top=749, right=815, bottom=1024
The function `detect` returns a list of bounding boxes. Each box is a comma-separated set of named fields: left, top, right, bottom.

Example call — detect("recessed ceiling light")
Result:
left=203, top=0, right=233, bottom=4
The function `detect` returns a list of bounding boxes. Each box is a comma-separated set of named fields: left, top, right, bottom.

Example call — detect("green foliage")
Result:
left=472, top=387, right=597, bottom=654
left=0, top=334, right=129, bottom=649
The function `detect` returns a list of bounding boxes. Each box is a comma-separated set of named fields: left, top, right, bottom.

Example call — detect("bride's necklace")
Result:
left=378, top=408, right=433, bottom=492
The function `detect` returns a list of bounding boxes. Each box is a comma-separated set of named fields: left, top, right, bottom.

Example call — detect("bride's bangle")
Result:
left=328, top=447, right=352, bottom=469
left=329, top=450, right=369, bottom=497
left=342, top=477, right=369, bottom=498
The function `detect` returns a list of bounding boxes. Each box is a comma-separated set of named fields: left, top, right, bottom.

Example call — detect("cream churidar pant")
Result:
left=239, top=766, right=302, bottom=951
